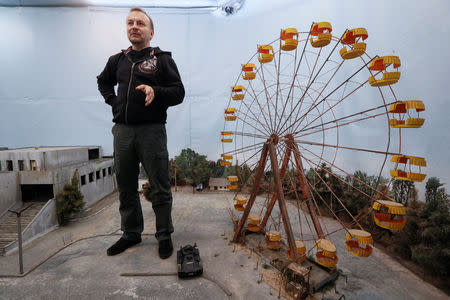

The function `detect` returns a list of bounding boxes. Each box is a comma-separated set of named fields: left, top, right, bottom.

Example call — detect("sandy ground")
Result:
left=0, top=187, right=279, bottom=300
left=0, top=188, right=448, bottom=300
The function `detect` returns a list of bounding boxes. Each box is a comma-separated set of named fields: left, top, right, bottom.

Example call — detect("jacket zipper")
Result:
left=124, top=50, right=155, bottom=124
left=125, top=62, right=136, bottom=124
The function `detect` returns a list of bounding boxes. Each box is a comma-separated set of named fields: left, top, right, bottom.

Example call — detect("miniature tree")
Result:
left=56, top=170, right=85, bottom=225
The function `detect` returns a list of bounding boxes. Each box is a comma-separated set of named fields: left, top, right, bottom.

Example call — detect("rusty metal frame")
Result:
left=232, top=134, right=327, bottom=261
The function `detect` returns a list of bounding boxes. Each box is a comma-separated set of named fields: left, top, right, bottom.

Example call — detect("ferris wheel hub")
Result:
left=269, top=134, right=279, bottom=145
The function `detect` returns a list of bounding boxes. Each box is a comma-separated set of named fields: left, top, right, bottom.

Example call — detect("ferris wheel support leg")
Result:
left=268, top=140, right=300, bottom=262
left=232, top=143, right=269, bottom=243
left=289, top=138, right=325, bottom=239
left=260, top=144, right=292, bottom=230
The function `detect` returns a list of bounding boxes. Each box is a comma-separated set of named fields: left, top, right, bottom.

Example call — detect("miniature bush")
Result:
left=56, top=170, right=85, bottom=225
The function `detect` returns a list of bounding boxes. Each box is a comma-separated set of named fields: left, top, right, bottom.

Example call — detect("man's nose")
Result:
left=130, top=22, right=138, bottom=30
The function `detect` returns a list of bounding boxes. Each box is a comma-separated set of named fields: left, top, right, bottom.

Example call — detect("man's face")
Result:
left=126, top=11, right=154, bottom=45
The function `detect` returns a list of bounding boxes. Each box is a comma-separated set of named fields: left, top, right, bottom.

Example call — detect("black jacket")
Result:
left=97, top=46, right=185, bottom=124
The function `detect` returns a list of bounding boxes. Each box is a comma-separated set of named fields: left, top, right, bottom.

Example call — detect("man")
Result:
left=97, top=7, right=184, bottom=259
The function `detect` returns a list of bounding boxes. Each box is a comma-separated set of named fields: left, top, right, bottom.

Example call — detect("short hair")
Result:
left=129, top=7, right=154, bottom=32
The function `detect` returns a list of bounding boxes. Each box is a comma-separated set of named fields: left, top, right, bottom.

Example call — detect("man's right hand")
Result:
left=136, top=84, right=155, bottom=106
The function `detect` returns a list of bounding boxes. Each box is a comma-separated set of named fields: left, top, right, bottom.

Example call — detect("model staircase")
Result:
left=0, top=202, right=46, bottom=255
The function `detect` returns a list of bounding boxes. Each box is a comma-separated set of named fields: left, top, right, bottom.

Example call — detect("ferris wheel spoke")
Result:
left=262, top=60, right=283, bottom=126
left=300, top=153, right=364, bottom=230
left=297, top=143, right=396, bottom=202
left=291, top=77, right=335, bottom=134
left=295, top=110, right=389, bottom=139
left=258, top=65, right=276, bottom=130
left=302, top=164, right=353, bottom=233
left=224, top=141, right=265, bottom=156
left=313, top=62, right=342, bottom=83
left=293, top=81, right=377, bottom=136
left=296, top=93, right=395, bottom=134
left=295, top=139, right=400, bottom=156
left=288, top=60, right=345, bottom=134
left=261, top=61, right=279, bottom=83
left=238, top=89, right=273, bottom=134
left=233, top=131, right=268, bottom=139
left=260, top=65, right=284, bottom=119
left=272, top=46, right=283, bottom=130
left=302, top=154, right=380, bottom=207
left=292, top=49, right=322, bottom=128
left=275, top=29, right=312, bottom=134
left=286, top=58, right=379, bottom=136
left=276, top=30, right=347, bottom=134
left=247, top=80, right=274, bottom=132
left=236, top=112, right=271, bottom=136
left=284, top=163, right=306, bottom=241
left=237, top=146, right=263, bottom=169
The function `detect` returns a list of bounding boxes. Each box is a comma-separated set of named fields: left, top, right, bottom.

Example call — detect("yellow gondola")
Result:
left=221, top=131, right=233, bottom=136
left=221, top=154, right=233, bottom=160
left=221, top=138, right=232, bottom=143
left=220, top=160, right=232, bottom=166
left=345, top=229, right=373, bottom=258
left=288, top=240, right=307, bottom=262
left=242, top=63, right=256, bottom=80
left=227, top=176, right=239, bottom=182
left=226, top=184, right=238, bottom=190
left=265, top=230, right=282, bottom=249
left=258, top=45, right=274, bottom=63
left=389, top=100, right=425, bottom=128
left=225, top=108, right=236, bottom=114
left=310, top=22, right=332, bottom=48
left=368, top=56, right=401, bottom=86
left=234, top=195, right=247, bottom=211
left=248, top=214, right=261, bottom=232
left=225, top=116, right=236, bottom=121
left=390, top=155, right=427, bottom=182
left=315, top=239, right=338, bottom=268
left=373, top=200, right=406, bottom=231
left=280, top=28, right=299, bottom=51
left=232, top=85, right=245, bottom=100
left=340, top=28, right=368, bottom=59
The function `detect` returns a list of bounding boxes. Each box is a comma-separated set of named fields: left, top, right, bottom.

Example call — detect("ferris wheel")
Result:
left=220, top=22, right=427, bottom=267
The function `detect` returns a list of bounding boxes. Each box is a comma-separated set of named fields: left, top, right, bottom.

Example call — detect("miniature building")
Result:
left=0, top=146, right=115, bottom=254
left=208, top=177, right=229, bottom=191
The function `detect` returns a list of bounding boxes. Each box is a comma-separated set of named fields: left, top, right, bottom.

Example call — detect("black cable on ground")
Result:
left=0, top=231, right=154, bottom=278
left=0, top=232, right=234, bottom=299
left=120, top=272, right=233, bottom=298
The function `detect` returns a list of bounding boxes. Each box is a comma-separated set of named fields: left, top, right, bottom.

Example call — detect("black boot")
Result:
left=158, top=236, right=173, bottom=259
left=107, top=237, right=141, bottom=256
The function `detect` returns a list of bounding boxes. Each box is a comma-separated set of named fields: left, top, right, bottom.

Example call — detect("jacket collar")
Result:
left=122, top=46, right=163, bottom=56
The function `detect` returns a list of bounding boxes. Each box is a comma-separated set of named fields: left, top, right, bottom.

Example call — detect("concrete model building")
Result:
left=0, top=146, right=115, bottom=255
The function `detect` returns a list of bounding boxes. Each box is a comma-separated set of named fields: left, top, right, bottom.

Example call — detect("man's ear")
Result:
left=149, top=30, right=154, bottom=40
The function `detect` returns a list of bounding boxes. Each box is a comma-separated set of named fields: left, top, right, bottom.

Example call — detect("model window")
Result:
left=30, top=160, right=37, bottom=171
left=89, top=172, right=94, bottom=182
left=102, top=168, right=106, bottom=177
left=6, top=160, right=13, bottom=171
left=108, top=167, right=112, bottom=175
left=81, top=175, right=86, bottom=185
left=18, top=160, right=24, bottom=171
left=96, top=170, right=101, bottom=180
left=88, top=148, right=100, bottom=160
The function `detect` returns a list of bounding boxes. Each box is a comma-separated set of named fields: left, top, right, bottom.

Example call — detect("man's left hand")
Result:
left=136, top=84, right=155, bottom=106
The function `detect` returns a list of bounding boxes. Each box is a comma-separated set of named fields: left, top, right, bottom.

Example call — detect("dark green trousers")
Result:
left=112, top=123, right=173, bottom=242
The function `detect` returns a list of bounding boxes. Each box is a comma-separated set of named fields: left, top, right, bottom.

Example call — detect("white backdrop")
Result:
left=0, top=0, right=449, bottom=198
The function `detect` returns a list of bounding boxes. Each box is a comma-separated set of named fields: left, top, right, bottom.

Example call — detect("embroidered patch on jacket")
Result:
left=139, top=56, right=158, bottom=73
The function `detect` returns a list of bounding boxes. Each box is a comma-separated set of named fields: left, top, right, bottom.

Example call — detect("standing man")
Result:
left=97, top=7, right=184, bottom=259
